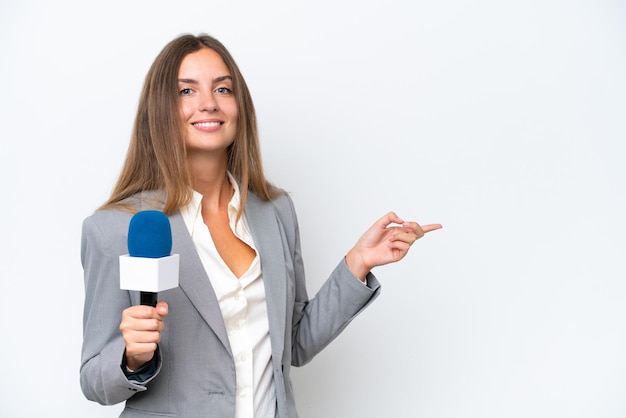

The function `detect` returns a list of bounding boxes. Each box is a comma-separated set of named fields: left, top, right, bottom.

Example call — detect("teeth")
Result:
left=194, top=122, right=221, bottom=127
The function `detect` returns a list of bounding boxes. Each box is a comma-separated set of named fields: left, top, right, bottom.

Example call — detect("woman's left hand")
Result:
left=345, top=212, right=442, bottom=281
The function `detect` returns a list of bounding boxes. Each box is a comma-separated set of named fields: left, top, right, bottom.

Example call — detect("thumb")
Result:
left=156, top=301, right=169, bottom=316
left=376, top=212, right=403, bottom=228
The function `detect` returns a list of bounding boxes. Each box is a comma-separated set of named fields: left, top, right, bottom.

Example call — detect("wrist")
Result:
left=345, top=250, right=369, bottom=282
left=126, top=358, right=143, bottom=372
left=124, top=350, right=152, bottom=372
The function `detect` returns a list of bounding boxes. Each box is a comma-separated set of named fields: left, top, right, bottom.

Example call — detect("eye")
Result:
left=215, top=86, right=233, bottom=95
left=179, top=88, right=193, bottom=96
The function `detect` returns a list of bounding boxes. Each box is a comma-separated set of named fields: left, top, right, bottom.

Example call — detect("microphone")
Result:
left=119, top=210, right=180, bottom=307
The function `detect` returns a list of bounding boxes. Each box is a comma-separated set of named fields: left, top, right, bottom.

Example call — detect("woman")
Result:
left=80, top=33, right=441, bottom=418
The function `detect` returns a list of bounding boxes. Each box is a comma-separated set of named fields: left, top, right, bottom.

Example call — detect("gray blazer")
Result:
left=80, top=190, right=380, bottom=418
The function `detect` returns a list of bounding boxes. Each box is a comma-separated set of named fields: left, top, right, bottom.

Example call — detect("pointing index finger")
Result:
left=421, top=223, right=443, bottom=233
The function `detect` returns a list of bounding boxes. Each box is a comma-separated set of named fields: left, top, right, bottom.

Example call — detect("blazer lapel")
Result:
left=169, top=210, right=232, bottom=356
left=244, top=193, right=287, bottom=363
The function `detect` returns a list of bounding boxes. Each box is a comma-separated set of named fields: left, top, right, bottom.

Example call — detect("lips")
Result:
left=193, top=121, right=222, bottom=128
left=191, top=120, right=224, bottom=132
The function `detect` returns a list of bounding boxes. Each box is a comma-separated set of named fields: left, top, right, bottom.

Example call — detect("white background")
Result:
left=1, top=0, right=625, bottom=417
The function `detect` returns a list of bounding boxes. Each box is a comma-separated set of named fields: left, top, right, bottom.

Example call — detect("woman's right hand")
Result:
left=119, top=301, right=169, bottom=371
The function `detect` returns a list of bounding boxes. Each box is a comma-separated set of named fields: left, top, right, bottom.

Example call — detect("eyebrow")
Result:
left=177, top=75, right=233, bottom=84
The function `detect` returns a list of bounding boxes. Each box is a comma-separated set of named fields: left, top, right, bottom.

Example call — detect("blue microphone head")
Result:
left=127, top=210, right=172, bottom=258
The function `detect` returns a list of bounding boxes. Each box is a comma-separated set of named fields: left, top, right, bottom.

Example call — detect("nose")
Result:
left=199, top=91, right=218, bottom=112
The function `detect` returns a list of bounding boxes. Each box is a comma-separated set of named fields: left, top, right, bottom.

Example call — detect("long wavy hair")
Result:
left=101, top=33, right=282, bottom=216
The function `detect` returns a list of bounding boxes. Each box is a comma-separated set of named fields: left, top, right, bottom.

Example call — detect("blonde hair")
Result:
left=101, top=33, right=282, bottom=215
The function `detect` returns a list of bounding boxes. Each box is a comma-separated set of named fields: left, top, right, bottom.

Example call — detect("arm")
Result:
left=80, top=213, right=164, bottom=405
left=285, top=201, right=440, bottom=366
left=273, top=195, right=377, bottom=366
left=291, top=257, right=381, bottom=367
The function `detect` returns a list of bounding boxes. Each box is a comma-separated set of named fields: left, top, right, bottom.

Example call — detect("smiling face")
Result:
left=178, top=47, right=238, bottom=157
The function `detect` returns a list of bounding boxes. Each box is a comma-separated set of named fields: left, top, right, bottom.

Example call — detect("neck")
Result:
left=188, top=153, right=232, bottom=212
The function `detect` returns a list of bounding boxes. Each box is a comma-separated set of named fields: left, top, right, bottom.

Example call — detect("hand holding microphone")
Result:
left=119, top=301, right=168, bottom=370
left=118, top=210, right=180, bottom=371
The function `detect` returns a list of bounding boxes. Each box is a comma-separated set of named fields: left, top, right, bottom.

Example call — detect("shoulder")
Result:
left=267, top=191, right=298, bottom=227
left=81, top=206, right=133, bottom=259
left=244, top=189, right=299, bottom=235
left=82, top=190, right=167, bottom=247
left=267, top=192, right=301, bottom=249
left=270, top=190, right=294, bottom=211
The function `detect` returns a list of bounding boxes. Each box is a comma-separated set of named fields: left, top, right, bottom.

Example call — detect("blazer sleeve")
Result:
left=275, top=194, right=381, bottom=367
left=80, top=212, right=162, bottom=405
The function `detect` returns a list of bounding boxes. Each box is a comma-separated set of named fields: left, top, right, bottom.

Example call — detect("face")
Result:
left=177, top=48, right=238, bottom=156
